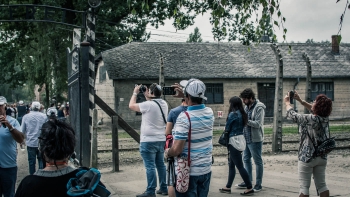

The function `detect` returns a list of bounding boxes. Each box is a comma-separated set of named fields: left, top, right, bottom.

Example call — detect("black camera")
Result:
left=289, top=90, right=295, bottom=104
left=135, top=84, right=147, bottom=93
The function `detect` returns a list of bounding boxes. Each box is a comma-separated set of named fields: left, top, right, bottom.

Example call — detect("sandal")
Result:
left=240, top=189, right=254, bottom=196
left=219, top=188, right=231, bottom=194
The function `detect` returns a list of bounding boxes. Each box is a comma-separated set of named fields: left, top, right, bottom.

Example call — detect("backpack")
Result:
left=67, top=167, right=111, bottom=197
left=307, top=117, right=336, bottom=157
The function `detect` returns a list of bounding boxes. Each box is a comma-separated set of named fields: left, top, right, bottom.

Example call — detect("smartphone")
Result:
left=289, top=90, right=295, bottom=104
left=162, top=86, right=176, bottom=95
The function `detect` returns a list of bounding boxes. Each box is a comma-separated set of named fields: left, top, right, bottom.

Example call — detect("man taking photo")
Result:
left=165, top=78, right=214, bottom=197
left=0, top=96, right=24, bottom=197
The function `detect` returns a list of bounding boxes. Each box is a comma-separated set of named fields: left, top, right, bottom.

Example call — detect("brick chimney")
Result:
left=331, top=35, right=339, bottom=54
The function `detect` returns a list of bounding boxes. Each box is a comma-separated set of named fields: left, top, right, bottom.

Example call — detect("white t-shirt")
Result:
left=138, top=99, right=168, bottom=142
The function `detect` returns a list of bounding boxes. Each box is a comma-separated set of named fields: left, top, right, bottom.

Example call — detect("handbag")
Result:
left=218, top=114, right=236, bottom=147
left=306, top=117, right=336, bottom=157
left=175, top=111, right=191, bottom=193
left=218, top=131, right=229, bottom=147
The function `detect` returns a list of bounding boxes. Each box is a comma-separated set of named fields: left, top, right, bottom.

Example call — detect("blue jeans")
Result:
left=140, top=141, right=167, bottom=194
left=226, top=145, right=252, bottom=189
left=0, top=166, right=17, bottom=197
left=17, top=117, right=23, bottom=125
left=175, top=171, right=211, bottom=197
left=243, top=142, right=264, bottom=187
left=27, top=146, right=43, bottom=175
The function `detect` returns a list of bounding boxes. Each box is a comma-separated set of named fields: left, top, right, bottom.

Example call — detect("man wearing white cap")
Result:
left=0, top=96, right=24, bottom=197
left=21, top=101, right=48, bottom=175
left=164, top=78, right=214, bottom=197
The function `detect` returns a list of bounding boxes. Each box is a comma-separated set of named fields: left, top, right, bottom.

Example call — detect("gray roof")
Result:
left=101, top=42, right=350, bottom=80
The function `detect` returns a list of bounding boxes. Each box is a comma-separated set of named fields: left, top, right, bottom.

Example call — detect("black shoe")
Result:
left=219, top=188, right=231, bottom=194
left=156, top=189, right=168, bottom=195
left=253, top=185, right=262, bottom=192
left=240, top=189, right=254, bottom=196
left=136, top=191, right=156, bottom=197
left=235, top=182, right=246, bottom=188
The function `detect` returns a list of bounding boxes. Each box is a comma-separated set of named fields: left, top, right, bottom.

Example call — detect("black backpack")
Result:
left=307, top=117, right=336, bottom=157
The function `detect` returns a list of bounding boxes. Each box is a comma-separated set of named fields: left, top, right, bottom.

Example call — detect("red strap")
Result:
left=184, top=111, right=191, bottom=167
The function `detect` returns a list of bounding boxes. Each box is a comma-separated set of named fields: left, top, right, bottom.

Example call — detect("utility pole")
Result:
left=159, top=53, right=165, bottom=99
left=271, top=44, right=283, bottom=153
left=302, top=53, right=312, bottom=114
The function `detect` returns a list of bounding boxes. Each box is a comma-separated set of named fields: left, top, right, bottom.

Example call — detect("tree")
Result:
left=186, top=27, right=203, bottom=43
left=0, top=0, right=292, bottom=105
left=305, top=39, right=315, bottom=44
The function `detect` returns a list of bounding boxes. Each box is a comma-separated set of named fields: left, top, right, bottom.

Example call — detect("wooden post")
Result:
left=159, top=53, right=165, bottom=99
left=271, top=44, right=283, bottom=153
left=112, top=116, right=119, bottom=172
left=302, top=53, right=312, bottom=114
left=90, top=109, right=98, bottom=168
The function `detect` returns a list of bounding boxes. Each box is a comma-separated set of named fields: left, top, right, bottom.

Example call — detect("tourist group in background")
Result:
left=0, top=97, right=71, bottom=197
left=129, top=79, right=332, bottom=197
left=0, top=78, right=333, bottom=197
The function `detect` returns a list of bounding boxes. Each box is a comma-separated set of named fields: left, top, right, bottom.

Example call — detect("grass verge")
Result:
left=104, top=125, right=350, bottom=139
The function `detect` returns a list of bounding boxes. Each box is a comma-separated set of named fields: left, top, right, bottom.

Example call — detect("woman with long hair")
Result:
left=219, top=96, right=254, bottom=195
left=285, top=92, right=332, bottom=197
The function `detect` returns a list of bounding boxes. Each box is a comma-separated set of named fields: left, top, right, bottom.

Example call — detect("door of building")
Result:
left=257, top=83, right=275, bottom=117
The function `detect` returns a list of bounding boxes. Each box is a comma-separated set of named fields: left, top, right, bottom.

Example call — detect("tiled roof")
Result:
left=101, top=42, right=350, bottom=80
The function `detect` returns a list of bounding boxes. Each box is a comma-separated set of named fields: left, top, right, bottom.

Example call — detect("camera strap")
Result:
left=153, top=100, right=167, bottom=124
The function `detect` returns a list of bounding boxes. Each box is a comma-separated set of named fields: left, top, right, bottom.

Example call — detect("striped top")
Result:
left=173, top=104, right=214, bottom=176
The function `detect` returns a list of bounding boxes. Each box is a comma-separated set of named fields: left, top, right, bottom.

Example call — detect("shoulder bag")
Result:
left=306, top=117, right=336, bottom=157
left=176, top=111, right=191, bottom=193
left=218, top=113, right=236, bottom=147
left=153, top=100, right=166, bottom=124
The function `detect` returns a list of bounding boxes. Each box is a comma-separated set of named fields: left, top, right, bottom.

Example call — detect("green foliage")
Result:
left=186, top=27, right=203, bottom=43
left=0, top=0, right=292, bottom=105
left=305, top=39, right=332, bottom=44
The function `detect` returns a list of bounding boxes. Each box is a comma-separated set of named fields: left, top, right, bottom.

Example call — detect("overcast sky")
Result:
left=146, top=0, right=350, bottom=43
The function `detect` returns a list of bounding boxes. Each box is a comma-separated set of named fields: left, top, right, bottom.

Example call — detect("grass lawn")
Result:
left=215, top=124, right=350, bottom=136
left=106, top=124, right=350, bottom=139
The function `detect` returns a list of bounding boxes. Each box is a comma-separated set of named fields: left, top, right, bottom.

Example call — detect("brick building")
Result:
left=95, top=42, right=350, bottom=128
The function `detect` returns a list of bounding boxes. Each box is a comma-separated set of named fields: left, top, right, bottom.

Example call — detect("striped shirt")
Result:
left=173, top=104, right=214, bottom=176
left=21, top=111, right=48, bottom=147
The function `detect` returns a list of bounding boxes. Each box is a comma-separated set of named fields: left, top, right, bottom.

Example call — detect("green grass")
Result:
left=216, top=124, right=350, bottom=136
left=103, top=125, right=350, bottom=139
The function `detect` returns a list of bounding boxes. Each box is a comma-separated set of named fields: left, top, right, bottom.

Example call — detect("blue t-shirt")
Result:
left=0, top=116, right=22, bottom=168
left=167, top=105, right=188, bottom=124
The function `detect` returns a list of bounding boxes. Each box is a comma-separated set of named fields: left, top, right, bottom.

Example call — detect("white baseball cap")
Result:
left=0, top=96, right=7, bottom=105
left=19, top=100, right=24, bottom=105
left=31, top=101, right=41, bottom=110
left=180, top=78, right=207, bottom=100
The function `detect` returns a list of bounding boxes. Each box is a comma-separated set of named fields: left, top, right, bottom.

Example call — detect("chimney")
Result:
left=331, top=35, right=339, bottom=55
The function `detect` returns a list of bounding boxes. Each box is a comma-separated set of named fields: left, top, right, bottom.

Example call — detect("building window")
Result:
left=311, top=82, right=334, bottom=100
left=205, top=84, right=223, bottom=104
left=99, top=66, right=106, bottom=83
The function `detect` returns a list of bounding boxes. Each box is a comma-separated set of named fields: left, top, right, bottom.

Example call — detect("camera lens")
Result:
left=139, top=85, right=146, bottom=93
